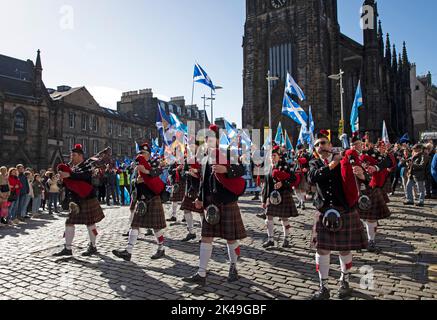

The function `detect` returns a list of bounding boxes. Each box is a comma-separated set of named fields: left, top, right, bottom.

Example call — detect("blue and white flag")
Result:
left=225, top=120, right=238, bottom=139
left=297, top=124, right=310, bottom=147
left=135, top=141, right=140, bottom=154
left=275, top=122, right=284, bottom=145
left=282, top=94, right=308, bottom=126
left=219, top=131, right=230, bottom=150
left=399, top=133, right=410, bottom=144
left=350, top=81, right=363, bottom=133
left=285, top=130, right=293, bottom=151
left=307, top=106, right=315, bottom=151
left=169, top=112, right=188, bottom=134
left=156, top=103, right=173, bottom=145
left=262, top=135, right=272, bottom=150
left=382, top=120, right=390, bottom=144
left=194, top=63, right=215, bottom=92
left=285, top=73, right=306, bottom=101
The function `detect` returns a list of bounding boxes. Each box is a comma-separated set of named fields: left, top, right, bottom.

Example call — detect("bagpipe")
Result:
left=135, top=154, right=165, bottom=196
left=57, top=147, right=112, bottom=199
left=360, top=153, right=389, bottom=188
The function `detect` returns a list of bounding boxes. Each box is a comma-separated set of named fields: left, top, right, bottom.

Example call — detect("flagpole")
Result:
left=191, top=79, right=195, bottom=106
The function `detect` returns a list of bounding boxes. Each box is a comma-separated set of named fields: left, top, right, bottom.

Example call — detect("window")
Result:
left=93, top=140, right=98, bottom=154
left=118, top=144, right=122, bottom=156
left=81, top=114, right=87, bottom=131
left=82, top=139, right=87, bottom=155
left=108, top=120, right=113, bottom=135
left=128, top=127, right=132, bottom=138
left=118, top=124, right=122, bottom=137
left=68, top=137, right=74, bottom=151
left=177, top=106, right=182, bottom=114
left=69, top=112, right=76, bottom=128
left=92, top=116, right=98, bottom=132
left=269, top=42, right=293, bottom=84
left=187, top=109, right=192, bottom=117
left=195, top=111, right=199, bottom=119
left=13, top=110, right=26, bottom=133
left=169, top=104, right=174, bottom=113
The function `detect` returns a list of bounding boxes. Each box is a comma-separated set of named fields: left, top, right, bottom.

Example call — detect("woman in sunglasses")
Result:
left=307, top=130, right=368, bottom=300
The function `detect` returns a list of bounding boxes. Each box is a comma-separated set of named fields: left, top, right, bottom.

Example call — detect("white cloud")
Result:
left=87, top=86, right=123, bottom=109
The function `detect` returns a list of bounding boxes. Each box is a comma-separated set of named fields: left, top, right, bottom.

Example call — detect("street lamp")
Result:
left=329, top=69, right=345, bottom=134
left=201, top=95, right=210, bottom=129
left=266, top=71, right=279, bottom=144
left=207, top=86, right=223, bottom=124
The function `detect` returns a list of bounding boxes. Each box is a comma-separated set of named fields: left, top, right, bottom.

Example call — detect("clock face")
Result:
left=271, top=0, right=286, bottom=9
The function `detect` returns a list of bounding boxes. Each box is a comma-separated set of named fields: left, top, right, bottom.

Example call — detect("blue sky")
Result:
left=1, top=0, right=435, bottom=127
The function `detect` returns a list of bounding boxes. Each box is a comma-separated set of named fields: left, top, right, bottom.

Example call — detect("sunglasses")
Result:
left=315, top=141, right=328, bottom=147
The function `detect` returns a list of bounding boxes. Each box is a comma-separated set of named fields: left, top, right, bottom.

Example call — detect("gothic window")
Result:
left=269, top=42, right=293, bottom=85
left=13, top=110, right=26, bottom=133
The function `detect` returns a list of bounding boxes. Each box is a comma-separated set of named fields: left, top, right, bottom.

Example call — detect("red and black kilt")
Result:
left=201, top=202, right=247, bottom=241
left=359, top=187, right=391, bottom=221
left=180, top=195, right=204, bottom=214
left=311, top=207, right=368, bottom=251
left=131, top=196, right=166, bottom=230
left=266, top=190, right=299, bottom=218
left=170, top=180, right=186, bottom=202
left=66, top=197, right=105, bottom=226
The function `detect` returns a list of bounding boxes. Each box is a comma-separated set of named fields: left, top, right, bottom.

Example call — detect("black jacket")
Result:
left=262, top=161, right=296, bottom=204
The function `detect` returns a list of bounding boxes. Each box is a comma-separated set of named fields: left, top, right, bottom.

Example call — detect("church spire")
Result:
left=34, top=49, right=43, bottom=97
left=392, top=44, right=398, bottom=72
left=35, top=49, right=42, bottom=71
left=402, top=41, right=409, bottom=67
left=385, top=34, right=391, bottom=65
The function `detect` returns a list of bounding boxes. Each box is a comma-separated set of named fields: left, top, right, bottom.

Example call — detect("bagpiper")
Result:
left=112, top=143, right=167, bottom=261
left=167, top=149, right=187, bottom=222
left=261, top=145, right=299, bottom=249
left=308, top=131, right=368, bottom=300
left=53, top=144, right=106, bottom=257
left=182, top=125, right=247, bottom=287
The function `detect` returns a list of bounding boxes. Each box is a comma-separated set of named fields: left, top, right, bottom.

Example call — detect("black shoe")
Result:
left=151, top=249, right=165, bottom=260
left=166, top=217, right=177, bottom=222
left=181, top=233, right=196, bottom=242
left=301, top=202, right=306, bottom=210
left=311, top=285, right=330, bottom=300
left=282, top=239, right=291, bottom=248
left=338, top=281, right=352, bottom=299
left=24, top=215, right=31, bottom=219
left=112, top=249, right=132, bottom=261
left=145, top=229, right=154, bottom=236
left=1, top=217, right=7, bottom=224
left=82, top=244, right=98, bottom=257
left=367, top=240, right=379, bottom=253
left=252, top=196, right=260, bottom=201
left=183, top=273, right=206, bottom=287
left=122, top=232, right=130, bottom=237
left=262, top=240, right=275, bottom=249
left=256, top=213, right=266, bottom=220
left=53, top=247, right=73, bottom=257
left=182, top=218, right=186, bottom=223
left=403, top=201, right=414, bottom=206
left=415, top=202, right=424, bottom=207
left=227, top=264, right=239, bottom=282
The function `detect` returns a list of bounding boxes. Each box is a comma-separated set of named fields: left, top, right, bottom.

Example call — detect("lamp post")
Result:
left=207, top=86, right=223, bottom=125
left=201, top=95, right=209, bottom=129
left=328, top=69, right=345, bottom=135
left=266, top=71, right=280, bottom=144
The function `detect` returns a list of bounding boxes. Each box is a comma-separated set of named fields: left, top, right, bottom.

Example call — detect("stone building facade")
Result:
left=242, top=0, right=414, bottom=143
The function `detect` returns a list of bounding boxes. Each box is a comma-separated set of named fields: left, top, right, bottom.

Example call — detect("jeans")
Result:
left=48, top=192, right=59, bottom=212
left=106, top=185, right=118, bottom=205
left=18, top=194, right=31, bottom=218
left=406, top=177, right=425, bottom=204
left=8, top=199, right=19, bottom=221
left=32, top=195, right=42, bottom=214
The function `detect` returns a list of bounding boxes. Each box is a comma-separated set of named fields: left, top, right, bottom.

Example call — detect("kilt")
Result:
left=180, top=195, right=204, bottom=214
left=201, top=201, right=247, bottom=241
left=359, top=187, right=391, bottom=221
left=311, top=207, right=368, bottom=251
left=66, top=197, right=105, bottom=226
left=266, top=190, right=299, bottom=218
left=131, top=196, right=166, bottom=230
left=382, top=179, right=392, bottom=203
left=170, top=180, right=186, bottom=202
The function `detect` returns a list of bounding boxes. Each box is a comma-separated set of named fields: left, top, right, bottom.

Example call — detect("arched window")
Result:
left=14, top=110, right=26, bottom=133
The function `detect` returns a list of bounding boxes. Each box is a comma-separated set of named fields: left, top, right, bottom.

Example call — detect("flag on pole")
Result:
left=284, top=130, right=293, bottom=151
left=285, top=73, right=306, bottom=101
left=135, top=141, right=140, bottom=154
left=382, top=120, right=390, bottom=144
left=225, top=120, right=238, bottom=139
left=399, top=133, right=410, bottom=144
left=274, top=122, right=284, bottom=145
left=156, top=103, right=173, bottom=145
left=282, top=94, right=308, bottom=126
left=169, top=112, right=188, bottom=134
left=193, top=63, right=215, bottom=92
left=350, top=81, right=363, bottom=133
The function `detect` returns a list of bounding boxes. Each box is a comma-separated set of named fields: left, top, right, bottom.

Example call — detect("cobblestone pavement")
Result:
left=0, top=194, right=436, bottom=300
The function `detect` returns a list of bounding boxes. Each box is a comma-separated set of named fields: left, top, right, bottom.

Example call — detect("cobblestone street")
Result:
left=0, top=195, right=436, bottom=300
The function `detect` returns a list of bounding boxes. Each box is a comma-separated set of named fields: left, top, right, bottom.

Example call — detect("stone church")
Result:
left=242, top=0, right=414, bottom=143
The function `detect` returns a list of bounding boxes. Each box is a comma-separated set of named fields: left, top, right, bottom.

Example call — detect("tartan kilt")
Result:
left=180, top=195, right=204, bottom=214
left=131, top=196, right=166, bottom=230
left=201, top=201, right=247, bottom=241
left=359, top=187, right=391, bottom=221
left=170, top=180, right=186, bottom=202
left=66, top=197, right=105, bottom=226
left=311, top=207, right=368, bottom=251
left=265, top=190, right=299, bottom=218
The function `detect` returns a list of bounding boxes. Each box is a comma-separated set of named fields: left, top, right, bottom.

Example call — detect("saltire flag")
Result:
left=135, top=141, right=140, bottom=154
left=307, top=106, right=315, bottom=151
left=382, top=120, right=390, bottom=144
left=169, top=112, right=188, bottom=134
left=124, top=158, right=132, bottom=165
left=156, top=103, right=173, bottom=145
left=285, top=73, right=306, bottom=101
left=399, top=133, right=410, bottom=144
left=282, top=94, right=308, bottom=126
left=350, top=81, right=363, bottom=133
left=225, top=120, right=238, bottom=139
left=194, top=63, right=215, bottom=92
left=275, top=122, right=284, bottom=145
left=219, top=131, right=230, bottom=150
left=297, top=124, right=310, bottom=147
left=262, top=135, right=271, bottom=150
left=115, top=160, right=120, bottom=169
left=284, top=130, right=293, bottom=151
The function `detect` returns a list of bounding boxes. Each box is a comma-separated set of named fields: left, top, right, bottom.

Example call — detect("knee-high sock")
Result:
left=339, top=253, right=353, bottom=281
left=184, top=210, right=194, bottom=234
left=154, top=229, right=164, bottom=250
left=172, top=202, right=178, bottom=218
left=198, top=242, right=213, bottom=277
left=64, top=225, right=75, bottom=250
left=87, top=225, right=98, bottom=247
left=266, top=219, right=274, bottom=241
left=281, top=220, right=291, bottom=238
left=126, top=229, right=139, bottom=253
left=364, top=221, right=377, bottom=241
left=227, top=242, right=239, bottom=264
left=316, top=253, right=330, bottom=284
